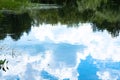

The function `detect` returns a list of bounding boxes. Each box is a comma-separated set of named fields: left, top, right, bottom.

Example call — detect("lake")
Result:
left=0, top=2, right=120, bottom=80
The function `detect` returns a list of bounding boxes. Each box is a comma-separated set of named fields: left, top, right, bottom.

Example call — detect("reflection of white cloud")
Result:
left=31, top=23, right=120, bottom=79
left=1, top=23, right=120, bottom=79
left=32, top=23, right=120, bottom=62
left=32, top=50, right=78, bottom=80
left=97, top=70, right=120, bottom=80
left=0, top=50, right=78, bottom=80
left=32, top=23, right=93, bottom=44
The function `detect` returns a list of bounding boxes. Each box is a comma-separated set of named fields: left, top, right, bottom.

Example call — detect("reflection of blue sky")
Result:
left=40, top=70, right=58, bottom=80
left=0, top=23, right=120, bottom=80
left=53, top=43, right=86, bottom=67
left=77, top=56, right=98, bottom=80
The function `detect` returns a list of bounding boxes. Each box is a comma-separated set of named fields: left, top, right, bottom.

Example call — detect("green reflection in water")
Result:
left=29, top=1, right=120, bottom=37
left=0, top=0, right=120, bottom=41
left=0, top=11, right=33, bottom=40
left=0, top=0, right=29, bottom=10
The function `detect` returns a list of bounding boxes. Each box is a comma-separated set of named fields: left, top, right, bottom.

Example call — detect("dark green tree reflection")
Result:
left=0, top=0, right=120, bottom=40
left=30, top=0, right=120, bottom=37
left=0, top=11, right=32, bottom=40
left=76, top=0, right=120, bottom=37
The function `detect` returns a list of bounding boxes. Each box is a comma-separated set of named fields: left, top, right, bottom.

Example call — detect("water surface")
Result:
left=0, top=1, right=120, bottom=80
left=0, top=23, right=120, bottom=80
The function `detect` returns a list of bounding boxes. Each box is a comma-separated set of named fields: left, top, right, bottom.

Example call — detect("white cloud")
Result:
left=1, top=23, right=120, bottom=79
left=97, top=70, right=120, bottom=80
left=2, top=23, right=118, bottom=63
left=0, top=49, right=79, bottom=80
left=32, top=23, right=93, bottom=44
left=31, top=23, right=120, bottom=62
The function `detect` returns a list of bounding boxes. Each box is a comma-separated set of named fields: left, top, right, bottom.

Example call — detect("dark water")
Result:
left=0, top=3, right=120, bottom=80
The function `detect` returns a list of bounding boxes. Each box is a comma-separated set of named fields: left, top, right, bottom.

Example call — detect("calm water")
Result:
left=0, top=3, right=120, bottom=80
left=0, top=23, right=120, bottom=80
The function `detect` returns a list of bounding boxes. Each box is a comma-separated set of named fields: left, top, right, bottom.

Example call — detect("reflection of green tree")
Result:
left=30, top=0, right=120, bottom=37
left=76, top=0, right=120, bottom=37
left=0, top=11, right=32, bottom=40
left=0, top=0, right=29, bottom=10
left=0, top=0, right=120, bottom=38
left=93, top=21, right=120, bottom=37
left=30, top=7, right=81, bottom=27
left=30, top=0, right=77, bottom=7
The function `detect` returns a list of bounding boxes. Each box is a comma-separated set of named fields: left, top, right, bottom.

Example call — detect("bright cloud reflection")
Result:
left=32, top=23, right=120, bottom=61
left=0, top=23, right=120, bottom=80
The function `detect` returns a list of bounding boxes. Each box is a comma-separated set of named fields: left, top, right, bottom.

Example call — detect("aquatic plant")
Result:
left=0, top=59, right=9, bottom=72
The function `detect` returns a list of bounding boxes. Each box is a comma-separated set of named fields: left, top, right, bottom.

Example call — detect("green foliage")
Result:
left=77, top=0, right=107, bottom=11
left=0, top=0, right=29, bottom=10
left=0, top=11, right=32, bottom=40
left=0, top=59, right=5, bottom=64
left=76, top=0, right=120, bottom=37
left=0, top=0, right=120, bottom=39
left=0, top=59, right=9, bottom=72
